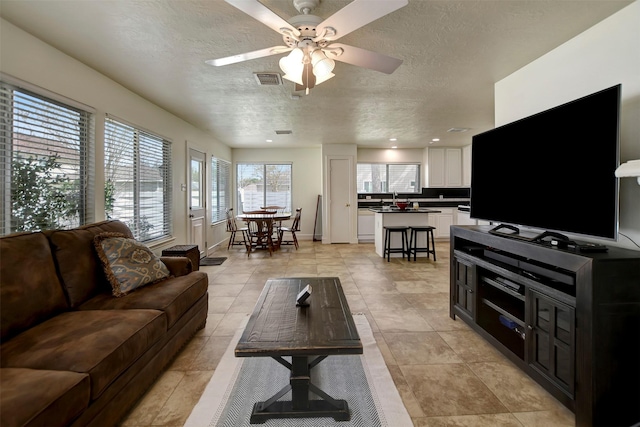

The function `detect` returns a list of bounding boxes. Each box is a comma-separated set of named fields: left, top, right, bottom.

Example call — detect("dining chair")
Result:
left=278, top=208, right=301, bottom=249
left=225, top=208, right=247, bottom=250
left=260, top=205, right=287, bottom=230
left=244, top=216, right=274, bottom=256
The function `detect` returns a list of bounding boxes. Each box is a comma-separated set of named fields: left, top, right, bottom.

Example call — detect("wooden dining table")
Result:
left=237, top=211, right=292, bottom=255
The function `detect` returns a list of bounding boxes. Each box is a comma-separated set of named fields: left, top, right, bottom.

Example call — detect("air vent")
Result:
left=275, top=130, right=293, bottom=135
left=447, top=127, right=471, bottom=133
left=254, top=73, right=282, bottom=86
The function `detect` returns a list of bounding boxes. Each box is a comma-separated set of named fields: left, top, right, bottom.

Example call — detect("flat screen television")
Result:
left=470, top=84, right=621, bottom=241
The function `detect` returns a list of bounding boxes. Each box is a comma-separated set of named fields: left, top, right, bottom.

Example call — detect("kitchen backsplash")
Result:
left=358, top=187, right=470, bottom=200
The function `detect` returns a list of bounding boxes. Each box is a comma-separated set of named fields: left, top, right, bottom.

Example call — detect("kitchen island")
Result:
left=369, top=208, right=441, bottom=258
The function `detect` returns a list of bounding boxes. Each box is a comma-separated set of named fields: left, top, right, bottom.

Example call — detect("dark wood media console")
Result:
left=450, top=226, right=640, bottom=427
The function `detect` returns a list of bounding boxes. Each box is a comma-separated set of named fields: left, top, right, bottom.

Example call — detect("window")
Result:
left=211, top=157, right=230, bottom=223
left=236, top=163, right=292, bottom=212
left=0, top=82, right=94, bottom=235
left=104, top=117, right=172, bottom=242
left=357, top=163, right=420, bottom=193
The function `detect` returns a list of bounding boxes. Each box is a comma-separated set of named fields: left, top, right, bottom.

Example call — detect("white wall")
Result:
left=357, top=148, right=425, bottom=163
left=232, top=147, right=322, bottom=241
left=495, top=1, right=640, bottom=250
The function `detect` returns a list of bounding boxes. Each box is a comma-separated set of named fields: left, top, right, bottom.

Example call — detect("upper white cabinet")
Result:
left=428, top=148, right=464, bottom=187
left=428, top=148, right=446, bottom=186
left=462, top=145, right=472, bottom=187
left=428, top=145, right=471, bottom=187
left=445, top=148, right=462, bottom=186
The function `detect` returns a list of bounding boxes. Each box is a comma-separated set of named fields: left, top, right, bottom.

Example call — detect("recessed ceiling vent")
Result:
left=447, top=127, right=471, bottom=133
left=275, top=130, right=293, bottom=135
left=254, top=73, right=282, bottom=86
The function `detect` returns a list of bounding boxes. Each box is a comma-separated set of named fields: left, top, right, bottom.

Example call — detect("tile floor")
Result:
left=120, top=240, right=575, bottom=427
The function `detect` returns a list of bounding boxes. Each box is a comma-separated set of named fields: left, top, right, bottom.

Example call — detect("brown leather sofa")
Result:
left=0, top=220, right=209, bottom=427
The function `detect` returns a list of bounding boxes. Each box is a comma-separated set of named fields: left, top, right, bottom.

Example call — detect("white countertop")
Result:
left=368, top=208, right=442, bottom=213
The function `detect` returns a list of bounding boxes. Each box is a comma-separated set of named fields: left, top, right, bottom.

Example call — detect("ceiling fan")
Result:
left=206, top=0, right=408, bottom=94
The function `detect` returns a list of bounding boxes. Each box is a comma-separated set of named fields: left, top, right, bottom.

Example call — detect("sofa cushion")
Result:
left=79, top=271, right=208, bottom=328
left=0, top=368, right=90, bottom=427
left=46, top=220, right=134, bottom=307
left=94, top=233, right=171, bottom=297
left=0, top=232, right=68, bottom=343
left=0, top=310, right=166, bottom=400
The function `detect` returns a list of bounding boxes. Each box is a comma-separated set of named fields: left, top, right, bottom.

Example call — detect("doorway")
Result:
left=188, top=148, right=206, bottom=258
left=328, top=157, right=353, bottom=243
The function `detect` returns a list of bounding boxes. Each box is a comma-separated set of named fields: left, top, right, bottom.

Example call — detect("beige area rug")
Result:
left=185, top=314, right=412, bottom=427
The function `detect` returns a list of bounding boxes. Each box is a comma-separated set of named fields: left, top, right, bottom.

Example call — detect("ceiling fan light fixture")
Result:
left=314, top=72, right=334, bottom=85
left=279, top=48, right=304, bottom=75
left=282, top=73, right=304, bottom=85
left=311, top=50, right=335, bottom=78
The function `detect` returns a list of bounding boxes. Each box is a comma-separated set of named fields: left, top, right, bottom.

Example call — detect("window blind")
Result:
left=211, top=157, right=230, bottom=223
left=104, top=117, right=172, bottom=242
left=0, top=82, right=94, bottom=235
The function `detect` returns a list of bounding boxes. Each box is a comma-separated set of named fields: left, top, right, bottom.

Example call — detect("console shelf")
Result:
left=450, top=226, right=640, bottom=427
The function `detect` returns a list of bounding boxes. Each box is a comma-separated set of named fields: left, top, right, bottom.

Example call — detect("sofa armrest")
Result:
left=160, top=256, right=193, bottom=277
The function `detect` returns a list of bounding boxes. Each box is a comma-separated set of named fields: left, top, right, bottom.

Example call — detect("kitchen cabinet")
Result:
left=462, top=145, right=472, bottom=187
left=357, top=209, right=375, bottom=241
left=429, top=148, right=462, bottom=187
left=428, top=207, right=455, bottom=238
left=456, top=209, right=476, bottom=226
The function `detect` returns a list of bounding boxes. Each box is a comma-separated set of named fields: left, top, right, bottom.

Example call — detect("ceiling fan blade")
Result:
left=225, top=0, right=299, bottom=36
left=317, top=0, right=408, bottom=41
left=206, top=46, right=292, bottom=67
left=328, top=43, right=403, bottom=74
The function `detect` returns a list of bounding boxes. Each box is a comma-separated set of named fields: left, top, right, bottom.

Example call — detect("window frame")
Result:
left=211, top=157, right=231, bottom=224
left=0, top=80, right=94, bottom=235
left=104, top=115, right=172, bottom=242
left=236, top=162, right=292, bottom=213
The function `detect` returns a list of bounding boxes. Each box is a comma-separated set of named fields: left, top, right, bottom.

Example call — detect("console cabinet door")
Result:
left=527, top=289, right=575, bottom=398
left=453, top=258, right=475, bottom=320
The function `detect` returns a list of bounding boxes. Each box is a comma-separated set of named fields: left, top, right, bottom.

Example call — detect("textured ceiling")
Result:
left=0, top=0, right=632, bottom=148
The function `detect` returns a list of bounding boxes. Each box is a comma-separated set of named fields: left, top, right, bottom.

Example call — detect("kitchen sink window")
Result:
left=357, top=163, right=420, bottom=193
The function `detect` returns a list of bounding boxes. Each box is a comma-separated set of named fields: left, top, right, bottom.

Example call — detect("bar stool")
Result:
left=409, top=226, right=437, bottom=261
left=383, top=226, right=410, bottom=262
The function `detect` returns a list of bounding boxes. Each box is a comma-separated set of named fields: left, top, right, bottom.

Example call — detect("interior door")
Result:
left=329, top=157, right=352, bottom=243
left=188, top=148, right=206, bottom=258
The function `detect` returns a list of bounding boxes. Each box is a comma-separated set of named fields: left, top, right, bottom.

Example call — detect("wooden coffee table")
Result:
left=235, top=277, right=362, bottom=424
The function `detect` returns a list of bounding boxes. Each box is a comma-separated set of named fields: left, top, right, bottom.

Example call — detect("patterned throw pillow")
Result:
left=94, top=232, right=170, bottom=297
